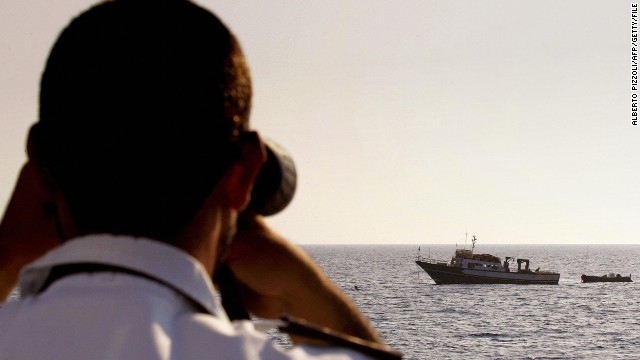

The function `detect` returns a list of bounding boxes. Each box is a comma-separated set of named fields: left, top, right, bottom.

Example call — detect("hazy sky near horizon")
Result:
left=1, top=1, right=637, bottom=245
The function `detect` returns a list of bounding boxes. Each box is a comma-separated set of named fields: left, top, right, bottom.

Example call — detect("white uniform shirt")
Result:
left=0, top=235, right=372, bottom=359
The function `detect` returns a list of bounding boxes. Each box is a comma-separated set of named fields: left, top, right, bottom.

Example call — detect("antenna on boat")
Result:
left=471, top=235, right=476, bottom=254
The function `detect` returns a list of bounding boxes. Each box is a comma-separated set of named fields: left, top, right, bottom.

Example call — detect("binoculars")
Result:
left=246, top=139, right=297, bottom=216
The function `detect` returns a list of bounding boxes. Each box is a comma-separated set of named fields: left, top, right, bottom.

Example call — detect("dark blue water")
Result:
left=302, top=244, right=640, bottom=360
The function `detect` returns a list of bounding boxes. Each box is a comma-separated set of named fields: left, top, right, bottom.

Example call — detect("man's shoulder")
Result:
left=172, top=315, right=374, bottom=359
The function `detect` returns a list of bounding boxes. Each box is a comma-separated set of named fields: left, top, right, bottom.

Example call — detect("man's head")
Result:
left=29, top=0, right=255, bottom=242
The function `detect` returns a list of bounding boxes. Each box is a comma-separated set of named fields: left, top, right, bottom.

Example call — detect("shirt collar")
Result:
left=19, top=234, right=228, bottom=320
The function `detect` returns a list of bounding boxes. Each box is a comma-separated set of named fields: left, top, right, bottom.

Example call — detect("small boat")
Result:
left=581, top=273, right=632, bottom=283
left=415, top=236, right=560, bottom=285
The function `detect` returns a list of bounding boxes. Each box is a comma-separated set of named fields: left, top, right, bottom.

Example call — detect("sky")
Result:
left=1, top=0, right=638, bottom=245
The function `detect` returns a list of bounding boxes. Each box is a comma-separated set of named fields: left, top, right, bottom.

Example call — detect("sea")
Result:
left=301, top=244, right=640, bottom=360
left=6, top=244, right=640, bottom=359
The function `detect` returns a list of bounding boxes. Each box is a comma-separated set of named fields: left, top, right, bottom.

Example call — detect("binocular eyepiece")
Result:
left=246, top=139, right=297, bottom=216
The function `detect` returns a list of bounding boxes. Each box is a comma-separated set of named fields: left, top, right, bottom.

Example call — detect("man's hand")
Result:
left=224, top=215, right=383, bottom=345
left=0, top=162, right=61, bottom=301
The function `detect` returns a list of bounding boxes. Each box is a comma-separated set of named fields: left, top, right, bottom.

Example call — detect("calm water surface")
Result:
left=6, top=244, right=639, bottom=359
left=302, top=244, right=640, bottom=360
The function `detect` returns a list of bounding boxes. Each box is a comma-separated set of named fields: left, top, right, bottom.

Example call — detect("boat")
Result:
left=581, top=273, right=632, bottom=283
left=415, top=236, right=560, bottom=285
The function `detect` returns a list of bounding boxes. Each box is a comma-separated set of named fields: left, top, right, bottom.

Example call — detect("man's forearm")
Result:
left=278, top=256, right=382, bottom=344
left=226, top=217, right=384, bottom=345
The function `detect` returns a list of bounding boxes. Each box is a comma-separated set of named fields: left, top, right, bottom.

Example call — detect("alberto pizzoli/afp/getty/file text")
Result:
left=631, top=3, right=638, bottom=126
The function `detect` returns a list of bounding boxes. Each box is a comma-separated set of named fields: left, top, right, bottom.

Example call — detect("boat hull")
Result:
left=416, top=261, right=560, bottom=285
left=581, top=275, right=632, bottom=283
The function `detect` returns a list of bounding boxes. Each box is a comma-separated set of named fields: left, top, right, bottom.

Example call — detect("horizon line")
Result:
left=299, top=243, right=639, bottom=246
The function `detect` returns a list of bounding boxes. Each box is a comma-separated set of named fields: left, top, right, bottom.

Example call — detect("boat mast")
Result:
left=471, top=235, right=476, bottom=254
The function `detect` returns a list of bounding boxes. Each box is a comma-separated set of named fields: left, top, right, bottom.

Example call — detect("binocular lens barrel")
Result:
left=247, top=139, right=296, bottom=216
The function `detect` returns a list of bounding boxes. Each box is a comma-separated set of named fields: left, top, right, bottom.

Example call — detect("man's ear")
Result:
left=25, top=124, right=56, bottom=201
left=26, top=124, right=38, bottom=163
left=219, top=132, right=267, bottom=211
left=24, top=123, right=77, bottom=241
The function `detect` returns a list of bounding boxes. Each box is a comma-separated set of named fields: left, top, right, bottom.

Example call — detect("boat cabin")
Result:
left=451, top=255, right=534, bottom=274
left=517, top=258, right=530, bottom=272
left=461, top=258, right=504, bottom=271
left=444, top=236, right=549, bottom=274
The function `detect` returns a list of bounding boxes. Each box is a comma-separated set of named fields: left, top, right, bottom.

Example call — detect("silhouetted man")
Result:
left=0, top=1, right=393, bottom=358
